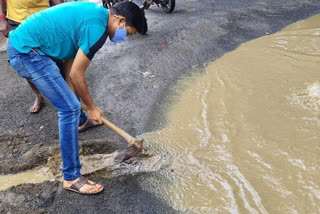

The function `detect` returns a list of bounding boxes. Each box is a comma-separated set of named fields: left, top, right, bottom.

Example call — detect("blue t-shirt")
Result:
left=9, top=2, right=109, bottom=60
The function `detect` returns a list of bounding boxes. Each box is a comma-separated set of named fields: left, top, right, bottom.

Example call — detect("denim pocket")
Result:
left=9, top=56, right=30, bottom=79
left=29, top=51, right=44, bottom=67
left=26, top=51, right=54, bottom=75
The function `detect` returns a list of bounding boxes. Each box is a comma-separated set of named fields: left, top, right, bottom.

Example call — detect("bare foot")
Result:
left=63, top=176, right=104, bottom=194
left=29, top=96, right=45, bottom=113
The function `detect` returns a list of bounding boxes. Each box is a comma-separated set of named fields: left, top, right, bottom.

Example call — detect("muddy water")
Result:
left=1, top=15, right=320, bottom=213
left=139, top=15, right=320, bottom=213
left=0, top=153, right=118, bottom=191
left=0, top=167, right=52, bottom=191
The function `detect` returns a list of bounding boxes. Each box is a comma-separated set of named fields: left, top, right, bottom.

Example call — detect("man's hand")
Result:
left=0, top=17, right=7, bottom=33
left=86, top=105, right=104, bottom=124
left=0, top=18, right=10, bottom=37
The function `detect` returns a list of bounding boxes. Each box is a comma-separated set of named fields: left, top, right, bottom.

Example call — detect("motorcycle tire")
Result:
left=103, top=0, right=113, bottom=8
left=143, top=2, right=151, bottom=9
left=161, top=0, right=175, bottom=13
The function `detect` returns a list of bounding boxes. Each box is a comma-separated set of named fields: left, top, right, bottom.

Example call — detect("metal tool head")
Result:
left=113, top=139, right=144, bottom=164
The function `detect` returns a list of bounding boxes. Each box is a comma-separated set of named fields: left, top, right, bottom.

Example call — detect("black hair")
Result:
left=111, top=0, right=148, bottom=34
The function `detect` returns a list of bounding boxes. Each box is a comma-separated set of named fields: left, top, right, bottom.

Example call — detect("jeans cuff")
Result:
left=63, top=172, right=81, bottom=181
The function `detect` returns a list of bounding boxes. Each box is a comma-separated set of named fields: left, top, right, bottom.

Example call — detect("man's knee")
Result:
left=58, top=100, right=80, bottom=120
left=61, top=98, right=81, bottom=114
left=70, top=100, right=81, bottom=113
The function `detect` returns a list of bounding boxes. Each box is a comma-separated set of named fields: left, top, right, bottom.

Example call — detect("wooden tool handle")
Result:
left=101, top=117, right=138, bottom=145
left=81, top=104, right=139, bottom=145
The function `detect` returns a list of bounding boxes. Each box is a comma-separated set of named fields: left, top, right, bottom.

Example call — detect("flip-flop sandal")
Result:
left=63, top=176, right=104, bottom=195
left=78, top=119, right=102, bottom=133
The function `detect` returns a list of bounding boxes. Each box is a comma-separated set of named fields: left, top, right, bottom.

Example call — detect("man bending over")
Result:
left=7, top=1, right=147, bottom=194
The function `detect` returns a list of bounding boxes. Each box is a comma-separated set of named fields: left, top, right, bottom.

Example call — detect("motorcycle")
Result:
left=142, top=0, right=175, bottom=13
left=102, top=0, right=175, bottom=13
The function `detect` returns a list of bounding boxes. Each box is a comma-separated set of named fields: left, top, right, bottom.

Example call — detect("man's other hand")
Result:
left=87, top=106, right=104, bottom=125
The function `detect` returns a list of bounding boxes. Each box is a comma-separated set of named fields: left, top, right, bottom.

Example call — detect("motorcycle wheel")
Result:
left=143, top=2, right=151, bottom=9
left=161, top=0, right=175, bottom=13
left=103, top=0, right=116, bottom=8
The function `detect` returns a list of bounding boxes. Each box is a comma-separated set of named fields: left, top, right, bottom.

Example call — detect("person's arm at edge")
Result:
left=0, top=0, right=5, bottom=14
left=51, top=0, right=62, bottom=5
left=0, top=0, right=8, bottom=33
left=66, top=48, right=104, bottom=124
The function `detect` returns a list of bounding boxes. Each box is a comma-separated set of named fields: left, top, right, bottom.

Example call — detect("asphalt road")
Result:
left=0, top=0, right=320, bottom=213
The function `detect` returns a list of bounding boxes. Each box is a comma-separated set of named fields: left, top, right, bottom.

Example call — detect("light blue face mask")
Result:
left=111, top=16, right=128, bottom=44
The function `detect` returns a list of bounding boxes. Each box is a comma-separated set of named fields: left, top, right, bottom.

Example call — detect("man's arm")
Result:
left=66, top=48, right=103, bottom=123
left=51, top=0, right=62, bottom=5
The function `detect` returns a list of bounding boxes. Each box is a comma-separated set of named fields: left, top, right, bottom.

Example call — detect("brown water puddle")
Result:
left=139, top=14, right=320, bottom=213
left=1, top=14, right=320, bottom=214
left=0, top=167, right=53, bottom=192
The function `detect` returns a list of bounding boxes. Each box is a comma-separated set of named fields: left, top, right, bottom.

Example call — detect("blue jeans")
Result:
left=7, top=41, right=87, bottom=181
